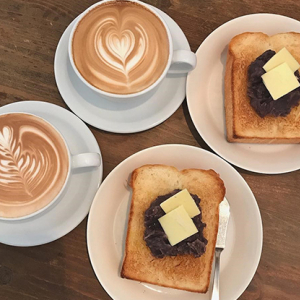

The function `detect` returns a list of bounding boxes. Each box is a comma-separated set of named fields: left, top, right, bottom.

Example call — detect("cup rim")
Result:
left=0, top=112, right=71, bottom=221
left=68, top=0, right=173, bottom=99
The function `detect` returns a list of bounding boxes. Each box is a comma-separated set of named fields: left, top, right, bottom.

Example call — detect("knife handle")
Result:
left=211, top=248, right=223, bottom=300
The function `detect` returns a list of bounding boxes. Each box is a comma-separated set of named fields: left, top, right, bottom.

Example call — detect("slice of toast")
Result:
left=225, top=32, right=300, bottom=143
left=121, top=164, right=225, bottom=293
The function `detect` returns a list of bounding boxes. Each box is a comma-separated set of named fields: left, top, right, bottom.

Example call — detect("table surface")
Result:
left=1, top=0, right=300, bottom=299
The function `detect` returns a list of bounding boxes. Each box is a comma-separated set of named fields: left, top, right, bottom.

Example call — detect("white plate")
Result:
left=187, top=14, right=300, bottom=174
left=54, top=7, right=189, bottom=134
left=0, top=101, right=103, bottom=246
left=87, top=144, right=262, bottom=300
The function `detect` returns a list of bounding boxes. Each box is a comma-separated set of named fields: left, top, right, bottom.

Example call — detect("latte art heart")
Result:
left=0, top=114, right=69, bottom=218
left=107, top=30, right=135, bottom=65
left=72, top=1, right=169, bottom=94
left=96, top=29, right=137, bottom=75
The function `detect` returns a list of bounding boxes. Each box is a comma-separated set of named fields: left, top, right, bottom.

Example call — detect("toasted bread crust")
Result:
left=225, top=47, right=235, bottom=142
left=225, top=32, right=300, bottom=143
left=121, top=164, right=225, bottom=293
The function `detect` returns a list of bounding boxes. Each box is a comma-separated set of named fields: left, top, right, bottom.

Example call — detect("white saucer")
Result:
left=187, top=14, right=300, bottom=174
left=87, top=145, right=262, bottom=300
left=0, top=101, right=103, bottom=247
left=54, top=7, right=189, bottom=134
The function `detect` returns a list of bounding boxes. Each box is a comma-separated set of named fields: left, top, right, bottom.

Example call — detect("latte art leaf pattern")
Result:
left=0, top=114, right=69, bottom=218
left=72, top=1, right=169, bottom=94
left=0, top=126, right=35, bottom=196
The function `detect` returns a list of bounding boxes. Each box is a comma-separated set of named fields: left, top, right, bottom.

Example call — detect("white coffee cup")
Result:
left=68, top=0, right=197, bottom=102
left=0, top=112, right=101, bottom=221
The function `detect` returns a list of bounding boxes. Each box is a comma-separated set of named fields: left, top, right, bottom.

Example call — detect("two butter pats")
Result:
left=262, top=48, right=300, bottom=100
left=158, top=189, right=200, bottom=246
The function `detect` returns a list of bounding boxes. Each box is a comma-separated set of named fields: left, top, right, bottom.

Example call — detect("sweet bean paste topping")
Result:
left=144, top=189, right=207, bottom=258
left=247, top=50, right=300, bottom=118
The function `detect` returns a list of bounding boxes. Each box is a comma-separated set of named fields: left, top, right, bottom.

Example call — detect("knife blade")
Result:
left=216, top=197, right=230, bottom=249
left=211, top=197, right=230, bottom=300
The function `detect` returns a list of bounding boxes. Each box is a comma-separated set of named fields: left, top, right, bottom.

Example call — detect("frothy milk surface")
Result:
left=0, top=114, right=69, bottom=218
left=72, top=0, right=169, bottom=94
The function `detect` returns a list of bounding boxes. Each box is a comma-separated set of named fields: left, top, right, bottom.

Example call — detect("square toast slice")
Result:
left=121, top=164, right=225, bottom=293
left=225, top=32, right=300, bottom=143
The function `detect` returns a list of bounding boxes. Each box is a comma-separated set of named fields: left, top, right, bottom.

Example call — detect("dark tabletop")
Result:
left=1, top=0, right=300, bottom=299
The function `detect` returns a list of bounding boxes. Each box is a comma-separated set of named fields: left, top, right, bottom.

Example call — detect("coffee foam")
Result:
left=0, top=114, right=69, bottom=218
left=72, top=1, right=169, bottom=94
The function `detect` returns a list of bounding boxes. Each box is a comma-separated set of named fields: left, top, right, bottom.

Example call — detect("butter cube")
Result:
left=158, top=205, right=198, bottom=246
left=160, top=189, right=200, bottom=218
left=262, top=62, right=300, bottom=100
left=263, top=47, right=300, bottom=72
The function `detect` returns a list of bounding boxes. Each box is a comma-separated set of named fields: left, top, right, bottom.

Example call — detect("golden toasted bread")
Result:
left=225, top=32, right=300, bottom=143
left=121, top=164, right=225, bottom=293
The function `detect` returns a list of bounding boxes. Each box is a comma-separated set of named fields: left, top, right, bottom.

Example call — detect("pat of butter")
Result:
left=160, top=189, right=200, bottom=218
left=158, top=205, right=198, bottom=246
left=262, top=62, right=300, bottom=100
left=263, top=47, right=300, bottom=72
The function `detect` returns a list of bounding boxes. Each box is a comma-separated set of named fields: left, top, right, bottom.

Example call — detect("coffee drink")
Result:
left=0, top=113, right=69, bottom=218
left=72, top=0, right=170, bottom=95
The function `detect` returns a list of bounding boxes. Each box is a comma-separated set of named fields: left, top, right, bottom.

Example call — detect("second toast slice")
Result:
left=225, top=32, right=300, bottom=143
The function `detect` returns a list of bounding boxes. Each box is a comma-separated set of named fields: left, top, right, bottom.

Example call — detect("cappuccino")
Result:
left=0, top=113, right=69, bottom=218
left=72, top=0, right=170, bottom=95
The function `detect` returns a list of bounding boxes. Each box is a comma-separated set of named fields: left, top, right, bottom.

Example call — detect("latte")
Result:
left=72, top=0, right=170, bottom=94
left=0, top=113, right=69, bottom=218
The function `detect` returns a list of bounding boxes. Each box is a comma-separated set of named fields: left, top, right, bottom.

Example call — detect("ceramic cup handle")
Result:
left=168, top=50, right=197, bottom=74
left=71, top=153, right=101, bottom=169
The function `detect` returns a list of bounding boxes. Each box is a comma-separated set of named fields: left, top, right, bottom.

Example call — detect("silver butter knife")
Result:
left=211, top=197, right=230, bottom=300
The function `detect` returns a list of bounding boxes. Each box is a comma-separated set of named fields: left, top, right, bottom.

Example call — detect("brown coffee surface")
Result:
left=72, top=0, right=169, bottom=95
left=0, top=113, right=69, bottom=218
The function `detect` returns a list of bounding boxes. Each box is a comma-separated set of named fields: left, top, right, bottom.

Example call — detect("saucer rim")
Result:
left=0, top=100, right=103, bottom=246
left=54, top=7, right=189, bottom=134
